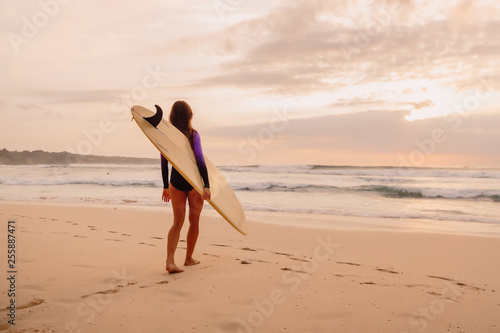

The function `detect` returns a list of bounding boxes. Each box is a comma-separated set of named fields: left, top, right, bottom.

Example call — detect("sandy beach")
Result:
left=0, top=201, right=499, bottom=333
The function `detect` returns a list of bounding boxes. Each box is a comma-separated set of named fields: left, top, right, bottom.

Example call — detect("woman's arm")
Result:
left=161, top=154, right=169, bottom=189
left=192, top=131, right=211, bottom=200
left=160, top=154, right=170, bottom=202
left=192, top=131, right=210, bottom=189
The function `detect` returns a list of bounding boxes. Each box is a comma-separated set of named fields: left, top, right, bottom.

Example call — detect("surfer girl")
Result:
left=161, top=101, right=211, bottom=273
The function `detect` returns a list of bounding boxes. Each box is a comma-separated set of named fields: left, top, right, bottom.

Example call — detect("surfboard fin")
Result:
left=144, top=105, right=163, bottom=128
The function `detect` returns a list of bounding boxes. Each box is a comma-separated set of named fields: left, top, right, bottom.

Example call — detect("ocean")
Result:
left=1, top=164, right=499, bottom=226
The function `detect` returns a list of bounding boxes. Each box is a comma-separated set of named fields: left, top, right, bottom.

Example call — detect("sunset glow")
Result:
left=1, top=0, right=499, bottom=167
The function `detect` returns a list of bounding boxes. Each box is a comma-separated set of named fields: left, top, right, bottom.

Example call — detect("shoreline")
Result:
left=0, top=201, right=499, bottom=332
left=1, top=199, right=499, bottom=237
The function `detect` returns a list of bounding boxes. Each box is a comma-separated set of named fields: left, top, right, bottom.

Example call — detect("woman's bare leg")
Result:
left=166, top=185, right=187, bottom=273
left=185, top=189, right=204, bottom=266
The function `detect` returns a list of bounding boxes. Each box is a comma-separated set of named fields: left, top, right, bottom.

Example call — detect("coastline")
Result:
left=0, top=201, right=499, bottom=332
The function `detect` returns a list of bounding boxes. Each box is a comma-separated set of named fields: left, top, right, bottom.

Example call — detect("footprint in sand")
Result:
left=376, top=268, right=401, bottom=274
left=272, top=251, right=291, bottom=256
left=138, top=242, right=156, bottom=247
left=4, top=298, right=45, bottom=310
left=281, top=267, right=310, bottom=274
left=73, top=235, right=88, bottom=238
left=105, top=239, right=122, bottom=242
left=427, top=275, right=486, bottom=292
left=202, top=253, right=221, bottom=258
left=336, top=261, right=361, bottom=266
left=121, top=233, right=132, bottom=237
left=241, top=247, right=257, bottom=252
left=237, top=258, right=271, bottom=264
left=19, top=299, right=44, bottom=310
left=156, top=280, right=169, bottom=285
left=289, top=257, right=310, bottom=262
left=334, top=274, right=359, bottom=278
left=139, top=280, right=170, bottom=288
left=81, top=282, right=137, bottom=298
left=150, top=236, right=163, bottom=240
left=82, top=288, right=119, bottom=297
left=270, top=251, right=310, bottom=262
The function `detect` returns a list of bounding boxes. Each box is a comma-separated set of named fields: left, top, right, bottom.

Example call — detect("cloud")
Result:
left=2, top=0, right=499, bottom=166
left=40, top=89, right=125, bottom=105
left=413, top=100, right=435, bottom=110
left=169, top=0, right=500, bottom=100
left=208, top=109, right=500, bottom=159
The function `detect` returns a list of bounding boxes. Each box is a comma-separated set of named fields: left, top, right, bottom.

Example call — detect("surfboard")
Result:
left=131, top=105, right=248, bottom=235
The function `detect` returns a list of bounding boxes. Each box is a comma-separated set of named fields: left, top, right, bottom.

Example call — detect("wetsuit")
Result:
left=161, top=130, right=210, bottom=192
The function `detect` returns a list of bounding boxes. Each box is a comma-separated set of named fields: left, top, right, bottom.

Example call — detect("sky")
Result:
left=1, top=0, right=500, bottom=167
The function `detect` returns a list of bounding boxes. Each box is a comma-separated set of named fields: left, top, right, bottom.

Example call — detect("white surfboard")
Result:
left=131, top=105, right=248, bottom=235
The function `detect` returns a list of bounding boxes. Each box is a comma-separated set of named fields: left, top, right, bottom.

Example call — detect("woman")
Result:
left=161, top=101, right=211, bottom=273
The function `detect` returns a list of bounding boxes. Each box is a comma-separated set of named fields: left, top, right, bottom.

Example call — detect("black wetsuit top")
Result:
left=161, top=131, right=210, bottom=191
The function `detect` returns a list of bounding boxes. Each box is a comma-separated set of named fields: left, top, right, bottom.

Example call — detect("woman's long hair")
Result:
left=169, top=101, right=194, bottom=141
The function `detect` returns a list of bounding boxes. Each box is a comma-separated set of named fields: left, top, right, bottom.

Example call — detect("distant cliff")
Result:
left=0, top=149, right=157, bottom=165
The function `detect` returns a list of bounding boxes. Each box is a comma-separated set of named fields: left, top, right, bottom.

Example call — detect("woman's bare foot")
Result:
left=166, top=261, right=184, bottom=273
left=184, top=258, right=200, bottom=266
